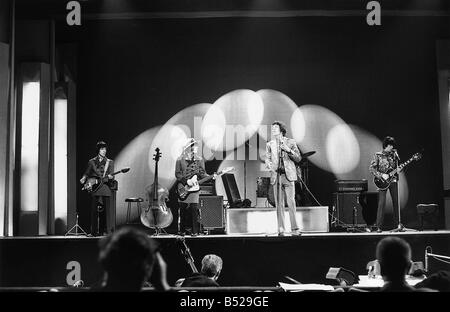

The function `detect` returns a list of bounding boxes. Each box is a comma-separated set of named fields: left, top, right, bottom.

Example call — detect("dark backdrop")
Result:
left=55, top=16, right=449, bottom=231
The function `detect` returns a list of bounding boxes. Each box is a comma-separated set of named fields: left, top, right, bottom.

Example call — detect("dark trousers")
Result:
left=91, top=196, right=110, bottom=235
left=376, top=182, right=399, bottom=229
left=179, top=202, right=201, bottom=234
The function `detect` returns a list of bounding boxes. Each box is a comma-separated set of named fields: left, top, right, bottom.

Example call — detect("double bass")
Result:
left=141, top=148, right=173, bottom=232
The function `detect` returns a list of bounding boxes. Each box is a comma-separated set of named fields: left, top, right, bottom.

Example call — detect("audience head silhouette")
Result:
left=201, top=254, right=223, bottom=280
left=98, top=226, right=159, bottom=291
left=180, top=254, right=223, bottom=287
left=376, top=236, right=412, bottom=282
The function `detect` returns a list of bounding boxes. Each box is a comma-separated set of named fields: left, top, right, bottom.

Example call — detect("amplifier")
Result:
left=199, top=196, right=225, bottom=230
left=334, top=179, right=368, bottom=193
left=199, top=184, right=215, bottom=196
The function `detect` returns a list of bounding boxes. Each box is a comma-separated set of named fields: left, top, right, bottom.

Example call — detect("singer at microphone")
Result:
left=265, top=121, right=302, bottom=237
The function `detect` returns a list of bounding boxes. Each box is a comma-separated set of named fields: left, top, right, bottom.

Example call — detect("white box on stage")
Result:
left=297, top=206, right=329, bottom=232
left=226, top=206, right=329, bottom=234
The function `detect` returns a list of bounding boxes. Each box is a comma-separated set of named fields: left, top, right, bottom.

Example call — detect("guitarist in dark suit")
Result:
left=369, top=136, right=400, bottom=233
left=175, top=138, right=215, bottom=236
left=80, top=141, right=115, bottom=236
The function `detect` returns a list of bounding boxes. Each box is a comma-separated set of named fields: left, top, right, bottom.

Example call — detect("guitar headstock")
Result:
left=153, top=148, right=162, bottom=162
left=412, top=152, right=422, bottom=161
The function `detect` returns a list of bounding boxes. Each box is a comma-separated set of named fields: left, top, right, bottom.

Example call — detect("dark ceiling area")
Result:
left=14, top=0, right=450, bottom=20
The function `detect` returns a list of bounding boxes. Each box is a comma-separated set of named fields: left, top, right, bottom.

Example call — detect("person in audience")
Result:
left=415, top=270, right=450, bottom=292
left=179, top=254, right=223, bottom=287
left=94, top=226, right=170, bottom=291
left=376, top=237, right=434, bottom=292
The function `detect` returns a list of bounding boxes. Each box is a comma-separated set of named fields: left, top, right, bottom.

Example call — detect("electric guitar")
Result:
left=176, top=167, right=234, bottom=201
left=373, top=152, right=422, bottom=190
left=82, top=167, right=130, bottom=193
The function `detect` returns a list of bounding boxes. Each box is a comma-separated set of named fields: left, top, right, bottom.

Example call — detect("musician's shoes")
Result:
left=278, top=232, right=286, bottom=237
left=371, top=227, right=382, bottom=233
left=377, top=228, right=383, bottom=233
left=291, top=230, right=302, bottom=236
left=191, top=233, right=199, bottom=237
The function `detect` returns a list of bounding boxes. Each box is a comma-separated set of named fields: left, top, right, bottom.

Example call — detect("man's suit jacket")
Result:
left=265, top=137, right=301, bottom=185
left=83, top=156, right=115, bottom=197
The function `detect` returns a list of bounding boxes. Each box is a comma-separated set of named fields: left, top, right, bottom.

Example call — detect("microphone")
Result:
left=394, top=149, right=400, bottom=160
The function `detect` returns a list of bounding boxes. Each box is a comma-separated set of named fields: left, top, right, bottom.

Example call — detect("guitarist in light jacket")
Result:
left=369, top=136, right=400, bottom=233
left=80, top=141, right=115, bottom=236
left=175, top=138, right=214, bottom=236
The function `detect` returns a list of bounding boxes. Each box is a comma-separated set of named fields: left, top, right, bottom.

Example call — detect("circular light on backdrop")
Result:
left=292, top=105, right=357, bottom=174
left=115, top=127, right=161, bottom=225
left=256, top=89, right=298, bottom=141
left=290, top=108, right=306, bottom=144
left=201, top=89, right=264, bottom=152
left=150, top=124, right=188, bottom=185
left=165, top=103, right=212, bottom=137
left=201, top=105, right=226, bottom=151
left=326, top=123, right=360, bottom=174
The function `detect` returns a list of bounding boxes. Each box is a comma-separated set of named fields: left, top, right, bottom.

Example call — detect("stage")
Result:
left=1, top=230, right=449, bottom=288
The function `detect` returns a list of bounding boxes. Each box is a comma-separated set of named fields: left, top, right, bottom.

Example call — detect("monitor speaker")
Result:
left=221, top=173, right=241, bottom=206
left=199, top=196, right=224, bottom=230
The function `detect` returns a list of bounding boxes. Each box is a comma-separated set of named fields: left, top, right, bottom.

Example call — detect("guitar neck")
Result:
left=197, top=175, right=214, bottom=185
left=389, top=158, right=414, bottom=176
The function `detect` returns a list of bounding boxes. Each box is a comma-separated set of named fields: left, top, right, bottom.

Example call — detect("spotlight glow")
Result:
left=166, top=103, right=212, bottom=138
left=115, top=127, right=161, bottom=225
left=326, top=124, right=360, bottom=174
left=292, top=105, right=355, bottom=174
left=202, top=90, right=264, bottom=152
left=150, top=124, right=188, bottom=184
left=201, top=105, right=226, bottom=151
left=290, top=108, right=306, bottom=144
left=257, top=89, right=298, bottom=141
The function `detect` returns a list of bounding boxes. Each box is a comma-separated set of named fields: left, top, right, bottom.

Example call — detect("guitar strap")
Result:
left=104, top=159, right=110, bottom=178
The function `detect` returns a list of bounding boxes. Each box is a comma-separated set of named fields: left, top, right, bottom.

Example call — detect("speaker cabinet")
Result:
left=199, top=196, right=225, bottom=231
left=332, top=192, right=378, bottom=227
left=332, top=192, right=366, bottom=226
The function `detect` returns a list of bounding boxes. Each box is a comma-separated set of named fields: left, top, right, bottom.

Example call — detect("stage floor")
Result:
left=1, top=230, right=449, bottom=288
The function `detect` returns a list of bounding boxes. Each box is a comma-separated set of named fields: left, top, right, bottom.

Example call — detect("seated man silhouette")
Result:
left=415, top=270, right=450, bottom=292
left=376, top=237, right=434, bottom=292
left=180, top=254, right=223, bottom=287
left=94, top=226, right=170, bottom=291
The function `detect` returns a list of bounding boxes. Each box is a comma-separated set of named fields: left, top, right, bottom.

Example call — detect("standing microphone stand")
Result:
left=391, top=152, right=416, bottom=232
left=276, top=137, right=283, bottom=235
left=65, top=207, right=89, bottom=236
